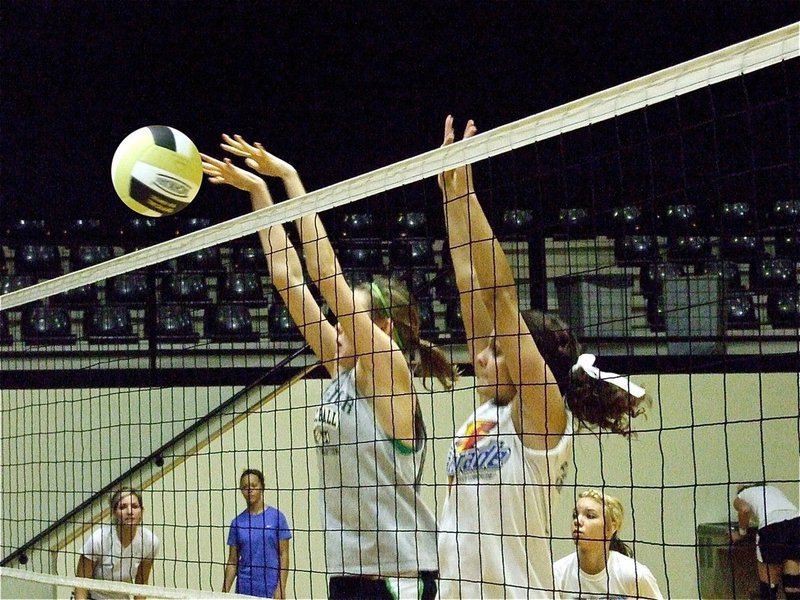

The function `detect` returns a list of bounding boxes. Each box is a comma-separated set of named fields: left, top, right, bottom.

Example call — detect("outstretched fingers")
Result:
left=220, top=133, right=261, bottom=158
left=464, top=119, right=477, bottom=139
left=443, top=114, right=455, bottom=146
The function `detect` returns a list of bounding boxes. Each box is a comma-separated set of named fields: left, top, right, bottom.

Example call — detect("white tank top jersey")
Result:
left=738, top=485, right=800, bottom=529
left=553, top=551, right=664, bottom=599
left=313, top=368, right=438, bottom=577
left=80, top=524, right=160, bottom=600
left=438, top=399, right=573, bottom=599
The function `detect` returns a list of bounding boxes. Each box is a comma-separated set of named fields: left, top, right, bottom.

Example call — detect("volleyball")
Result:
left=111, top=125, right=203, bottom=217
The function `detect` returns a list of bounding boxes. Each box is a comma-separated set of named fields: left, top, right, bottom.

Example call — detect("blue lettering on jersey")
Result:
left=446, top=440, right=512, bottom=477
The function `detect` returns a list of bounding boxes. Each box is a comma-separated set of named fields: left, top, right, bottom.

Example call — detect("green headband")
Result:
left=370, top=281, right=405, bottom=350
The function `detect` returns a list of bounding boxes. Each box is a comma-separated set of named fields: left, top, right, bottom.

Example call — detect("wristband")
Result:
left=738, top=527, right=748, bottom=536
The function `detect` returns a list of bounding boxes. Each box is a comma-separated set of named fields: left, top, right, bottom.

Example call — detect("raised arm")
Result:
left=201, top=150, right=337, bottom=374
left=439, top=116, right=566, bottom=448
left=219, top=137, right=416, bottom=442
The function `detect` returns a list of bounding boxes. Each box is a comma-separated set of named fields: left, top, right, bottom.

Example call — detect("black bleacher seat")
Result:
left=766, top=289, right=800, bottom=329
left=20, top=306, right=77, bottom=345
left=343, top=268, right=374, bottom=288
left=204, top=304, right=260, bottom=342
left=749, top=257, right=797, bottom=293
left=390, top=267, right=434, bottom=299
left=556, top=207, right=594, bottom=239
left=0, top=312, right=13, bottom=345
left=418, top=298, right=437, bottom=338
left=120, top=217, right=165, bottom=247
left=217, top=272, right=267, bottom=306
left=720, top=202, right=755, bottom=233
left=434, top=270, right=459, bottom=302
left=614, top=235, right=660, bottom=266
left=61, top=219, right=104, bottom=243
left=160, top=273, right=211, bottom=307
left=646, top=294, right=666, bottom=332
left=389, top=238, right=435, bottom=268
left=106, top=272, right=151, bottom=307
left=52, top=283, right=99, bottom=309
left=338, top=241, right=383, bottom=270
left=231, top=244, right=268, bottom=273
left=0, top=275, right=37, bottom=298
left=666, top=236, right=712, bottom=265
left=267, top=301, right=304, bottom=342
left=5, top=219, right=49, bottom=243
left=724, top=293, right=759, bottom=330
left=174, top=217, right=211, bottom=236
left=501, top=209, right=534, bottom=238
left=84, top=306, right=139, bottom=344
left=177, top=247, right=224, bottom=274
left=444, top=299, right=466, bottom=342
left=14, top=245, right=63, bottom=277
left=339, top=212, right=377, bottom=239
left=150, top=305, right=199, bottom=343
left=698, top=260, right=742, bottom=292
left=396, top=212, right=431, bottom=238
left=720, top=235, right=765, bottom=263
left=70, top=246, right=114, bottom=271
left=611, top=206, right=646, bottom=236
left=661, top=204, right=698, bottom=236
left=639, top=262, right=684, bottom=298
left=774, top=231, right=800, bottom=261
left=771, top=199, right=799, bottom=228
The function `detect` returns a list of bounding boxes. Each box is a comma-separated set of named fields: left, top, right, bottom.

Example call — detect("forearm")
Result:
left=247, top=181, right=305, bottom=292
left=74, top=556, right=93, bottom=600
left=222, top=563, right=237, bottom=592
left=444, top=194, right=516, bottom=295
left=298, top=213, right=340, bottom=289
left=277, top=561, right=289, bottom=599
left=280, top=167, right=306, bottom=199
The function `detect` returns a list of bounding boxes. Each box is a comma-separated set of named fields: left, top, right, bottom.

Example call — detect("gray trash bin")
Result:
left=697, top=522, right=758, bottom=598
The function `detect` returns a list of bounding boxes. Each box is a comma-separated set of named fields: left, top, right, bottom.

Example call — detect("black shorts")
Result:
left=328, top=571, right=437, bottom=600
left=758, top=516, right=800, bottom=564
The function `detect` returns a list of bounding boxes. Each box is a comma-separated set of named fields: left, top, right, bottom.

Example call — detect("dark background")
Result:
left=2, top=1, right=798, bottom=225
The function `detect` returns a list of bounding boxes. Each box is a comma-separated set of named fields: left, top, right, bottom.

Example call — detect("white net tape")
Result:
left=0, top=566, right=256, bottom=599
left=0, top=23, right=796, bottom=312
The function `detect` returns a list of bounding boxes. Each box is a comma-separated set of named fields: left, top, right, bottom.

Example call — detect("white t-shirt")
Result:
left=80, top=524, right=160, bottom=599
left=738, top=485, right=800, bottom=529
left=553, top=551, right=663, bottom=599
left=438, top=400, right=573, bottom=599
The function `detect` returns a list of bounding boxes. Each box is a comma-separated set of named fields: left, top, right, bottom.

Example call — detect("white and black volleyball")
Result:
left=111, top=126, right=203, bottom=217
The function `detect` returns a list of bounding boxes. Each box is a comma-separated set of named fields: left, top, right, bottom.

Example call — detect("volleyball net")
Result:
left=1, top=23, right=798, bottom=599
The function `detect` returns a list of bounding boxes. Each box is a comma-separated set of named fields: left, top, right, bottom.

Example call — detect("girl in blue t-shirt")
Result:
left=223, top=469, right=292, bottom=598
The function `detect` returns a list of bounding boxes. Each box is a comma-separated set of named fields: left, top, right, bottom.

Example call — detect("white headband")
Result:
left=571, top=354, right=647, bottom=399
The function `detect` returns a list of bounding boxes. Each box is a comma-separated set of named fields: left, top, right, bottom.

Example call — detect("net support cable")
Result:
left=2, top=348, right=314, bottom=566
left=0, top=23, right=796, bottom=314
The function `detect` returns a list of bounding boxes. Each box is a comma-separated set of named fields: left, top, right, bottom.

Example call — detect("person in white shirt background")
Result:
left=74, top=487, right=160, bottom=600
left=553, top=489, right=663, bottom=599
left=730, top=483, right=800, bottom=600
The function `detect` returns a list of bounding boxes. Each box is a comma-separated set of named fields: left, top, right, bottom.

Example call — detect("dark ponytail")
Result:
left=610, top=533, right=632, bottom=557
left=521, top=309, right=650, bottom=437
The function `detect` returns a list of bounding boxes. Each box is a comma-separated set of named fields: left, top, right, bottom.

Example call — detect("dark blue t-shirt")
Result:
left=227, top=506, right=292, bottom=598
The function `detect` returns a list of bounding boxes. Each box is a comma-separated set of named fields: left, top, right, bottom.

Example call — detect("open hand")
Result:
left=200, top=153, right=264, bottom=193
left=220, top=134, right=296, bottom=179
left=437, top=115, right=478, bottom=200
